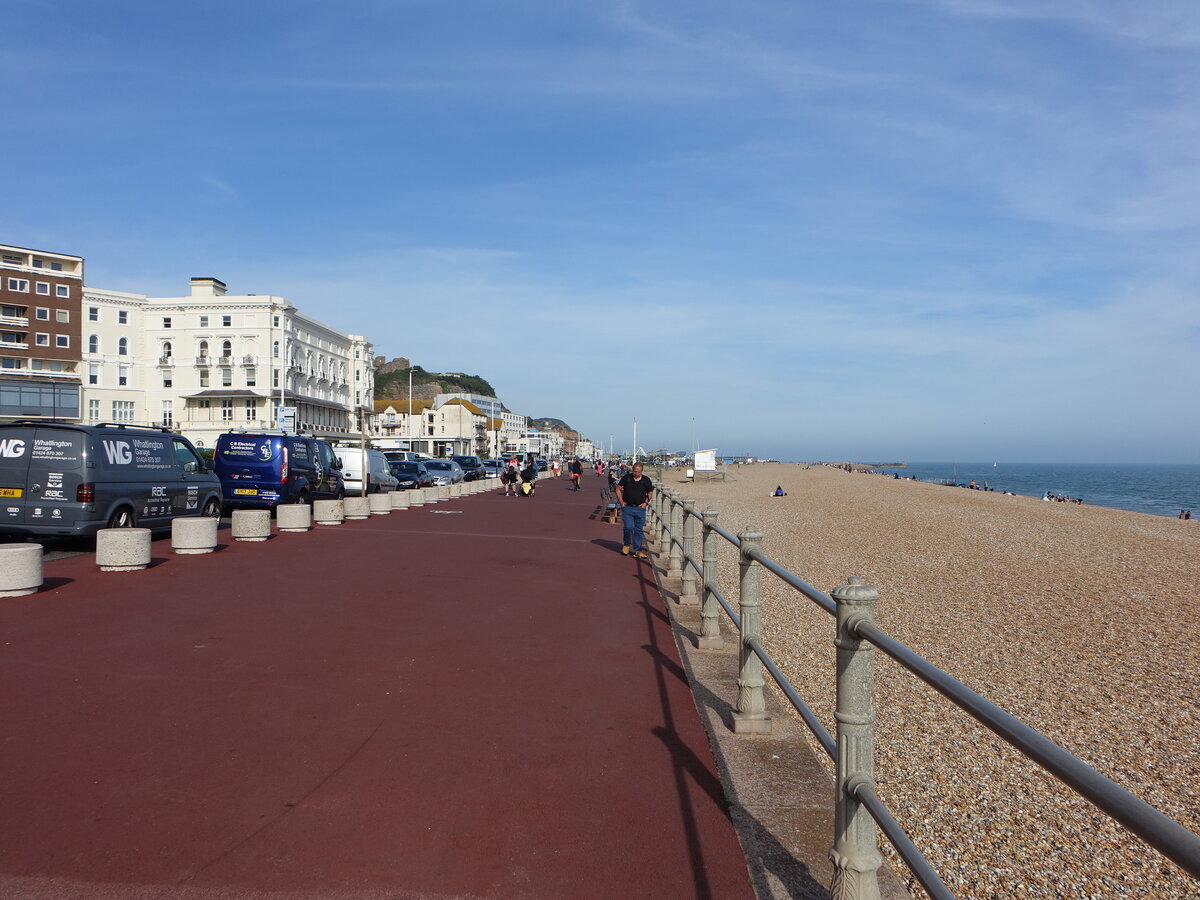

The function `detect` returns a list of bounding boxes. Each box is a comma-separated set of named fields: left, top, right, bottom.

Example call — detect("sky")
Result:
left=4, top=0, right=1199, bottom=463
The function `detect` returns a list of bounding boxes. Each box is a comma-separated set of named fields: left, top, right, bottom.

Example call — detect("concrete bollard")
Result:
left=172, top=516, right=219, bottom=554
left=276, top=503, right=312, bottom=532
left=409, top=488, right=425, bottom=508
left=344, top=496, right=371, bottom=519
left=231, top=509, right=272, bottom=541
left=96, top=527, right=152, bottom=571
left=313, top=499, right=344, bottom=525
left=423, top=487, right=438, bottom=504
left=679, top=498, right=698, bottom=605
left=438, top=485, right=451, bottom=502
left=698, top=509, right=724, bottom=649
left=732, top=529, right=771, bottom=734
left=829, top=577, right=883, bottom=899
left=668, top=491, right=684, bottom=579
left=0, top=543, right=43, bottom=596
left=368, top=492, right=392, bottom=516
left=390, top=490, right=410, bottom=510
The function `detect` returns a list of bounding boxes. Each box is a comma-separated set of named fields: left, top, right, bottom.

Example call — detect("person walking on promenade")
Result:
left=616, top=461, right=653, bottom=558
left=503, top=457, right=520, bottom=497
left=551, top=458, right=560, bottom=479
left=569, top=458, right=583, bottom=491
left=521, top=458, right=537, bottom=497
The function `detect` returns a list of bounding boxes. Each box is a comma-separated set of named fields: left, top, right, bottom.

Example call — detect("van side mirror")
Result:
left=334, top=457, right=343, bottom=469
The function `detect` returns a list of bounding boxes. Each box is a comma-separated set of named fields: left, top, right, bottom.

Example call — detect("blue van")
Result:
left=213, top=432, right=345, bottom=510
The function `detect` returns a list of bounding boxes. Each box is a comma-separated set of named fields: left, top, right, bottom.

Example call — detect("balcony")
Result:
left=195, top=356, right=210, bottom=366
left=0, top=315, right=29, bottom=328
left=241, top=355, right=256, bottom=365
left=0, top=339, right=29, bottom=350
left=158, top=355, right=173, bottom=366
left=218, top=356, right=234, bottom=366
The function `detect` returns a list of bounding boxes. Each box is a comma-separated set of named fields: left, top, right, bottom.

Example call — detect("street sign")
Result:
left=276, top=405, right=297, bottom=432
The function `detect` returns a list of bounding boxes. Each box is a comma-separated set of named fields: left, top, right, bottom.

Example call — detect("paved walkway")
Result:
left=0, top=479, right=753, bottom=899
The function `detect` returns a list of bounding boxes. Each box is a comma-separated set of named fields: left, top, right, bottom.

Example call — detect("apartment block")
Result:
left=0, top=244, right=84, bottom=420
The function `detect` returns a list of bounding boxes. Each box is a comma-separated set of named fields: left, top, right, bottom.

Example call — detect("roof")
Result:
left=442, top=398, right=485, bottom=415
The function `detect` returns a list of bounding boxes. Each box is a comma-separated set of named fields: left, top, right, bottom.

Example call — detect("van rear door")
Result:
left=0, top=425, right=37, bottom=528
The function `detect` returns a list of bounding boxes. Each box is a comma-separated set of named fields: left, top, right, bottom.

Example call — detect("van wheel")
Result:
left=201, top=498, right=221, bottom=518
left=107, top=507, right=136, bottom=529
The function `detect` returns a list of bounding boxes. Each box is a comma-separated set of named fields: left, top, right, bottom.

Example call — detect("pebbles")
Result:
left=676, top=465, right=1199, bottom=899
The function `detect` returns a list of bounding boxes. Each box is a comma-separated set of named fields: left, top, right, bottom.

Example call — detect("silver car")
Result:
left=423, top=459, right=465, bottom=485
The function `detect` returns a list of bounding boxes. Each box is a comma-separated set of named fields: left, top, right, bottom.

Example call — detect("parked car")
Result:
left=535, top=459, right=548, bottom=472
left=451, top=455, right=484, bottom=481
left=481, top=458, right=505, bottom=478
left=389, top=460, right=434, bottom=490
left=423, top=459, right=465, bottom=485
left=0, top=421, right=221, bottom=537
left=213, top=432, right=345, bottom=510
left=335, top=446, right=399, bottom=494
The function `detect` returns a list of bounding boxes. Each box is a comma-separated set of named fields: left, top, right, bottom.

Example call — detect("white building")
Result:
left=81, top=277, right=373, bottom=449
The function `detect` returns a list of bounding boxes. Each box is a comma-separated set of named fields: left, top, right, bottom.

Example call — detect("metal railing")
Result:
left=648, top=484, right=1200, bottom=899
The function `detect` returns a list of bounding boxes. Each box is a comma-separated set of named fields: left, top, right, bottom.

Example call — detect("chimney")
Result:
left=190, top=277, right=227, bottom=297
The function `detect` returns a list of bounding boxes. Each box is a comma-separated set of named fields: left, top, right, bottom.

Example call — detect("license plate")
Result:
left=0, top=488, right=22, bottom=497
left=234, top=488, right=258, bottom=496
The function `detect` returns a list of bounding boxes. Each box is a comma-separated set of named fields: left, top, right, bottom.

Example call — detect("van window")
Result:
left=172, top=438, right=204, bottom=474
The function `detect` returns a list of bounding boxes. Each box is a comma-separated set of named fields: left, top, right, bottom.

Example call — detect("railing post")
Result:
left=733, top=529, right=771, bottom=734
left=667, top=491, right=684, bottom=579
left=678, top=498, right=698, bottom=605
left=829, top=576, right=883, bottom=900
left=658, top=490, right=673, bottom=551
left=698, top=509, right=723, bottom=649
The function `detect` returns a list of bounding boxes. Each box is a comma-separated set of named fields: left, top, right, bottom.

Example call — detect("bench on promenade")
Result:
left=600, top=487, right=619, bottom=524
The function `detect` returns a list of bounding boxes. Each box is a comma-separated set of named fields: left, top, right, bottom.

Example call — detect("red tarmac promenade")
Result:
left=0, top=479, right=753, bottom=899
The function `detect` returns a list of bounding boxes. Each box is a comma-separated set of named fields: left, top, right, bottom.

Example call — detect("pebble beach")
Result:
left=668, top=463, right=1199, bottom=900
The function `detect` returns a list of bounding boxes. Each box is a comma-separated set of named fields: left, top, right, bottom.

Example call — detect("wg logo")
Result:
left=102, top=440, right=133, bottom=465
left=0, top=439, right=26, bottom=458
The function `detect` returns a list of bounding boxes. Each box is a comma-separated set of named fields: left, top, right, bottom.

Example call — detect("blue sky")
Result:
left=5, top=0, right=1198, bottom=462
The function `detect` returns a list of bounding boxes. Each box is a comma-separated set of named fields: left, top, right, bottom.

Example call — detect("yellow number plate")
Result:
left=0, top=488, right=22, bottom=497
left=234, top=488, right=258, bottom=495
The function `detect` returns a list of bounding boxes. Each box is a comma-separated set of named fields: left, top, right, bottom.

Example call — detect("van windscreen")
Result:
left=219, top=437, right=277, bottom=462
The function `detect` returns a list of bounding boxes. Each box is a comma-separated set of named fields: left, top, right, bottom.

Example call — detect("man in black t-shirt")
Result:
left=616, top=461, right=653, bottom=558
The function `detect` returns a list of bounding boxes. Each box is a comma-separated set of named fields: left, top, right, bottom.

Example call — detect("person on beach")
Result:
left=569, top=458, right=583, bottom=491
left=616, top=461, right=653, bottom=559
left=771, top=485, right=787, bottom=497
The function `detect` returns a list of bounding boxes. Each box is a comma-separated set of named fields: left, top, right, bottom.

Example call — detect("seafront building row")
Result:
left=0, top=242, right=593, bottom=458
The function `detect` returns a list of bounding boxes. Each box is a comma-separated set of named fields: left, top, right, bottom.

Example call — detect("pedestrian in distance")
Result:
left=503, top=457, right=520, bottom=497
left=569, top=458, right=583, bottom=491
left=551, top=458, right=560, bottom=479
left=616, top=461, right=653, bottom=559
left=520, top=459, right=537, bottom=497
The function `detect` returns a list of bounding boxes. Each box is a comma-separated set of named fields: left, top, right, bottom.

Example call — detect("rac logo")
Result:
left=0, top=439, right=26, bottom=458
left=102, top=440, right=133, bottom=465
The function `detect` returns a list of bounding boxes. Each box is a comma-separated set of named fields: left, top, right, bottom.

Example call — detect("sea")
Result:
left=864, top=462, right=1200, bottom=519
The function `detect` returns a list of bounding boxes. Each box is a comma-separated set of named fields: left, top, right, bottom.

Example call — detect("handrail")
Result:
left=649, top=484, right=1200, bottom=893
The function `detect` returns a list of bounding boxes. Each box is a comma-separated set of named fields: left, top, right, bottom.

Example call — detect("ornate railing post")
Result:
left=829, top=576, right=883, bottom=900
left=698, top=509, right=723, bottom=649
left=733, top=529, right=771, bottom=734
left=667, top=491, right=684, bottom=579
left=678, top=498, right=698, bottom=605
left=659, top=490, right=674, bottom=552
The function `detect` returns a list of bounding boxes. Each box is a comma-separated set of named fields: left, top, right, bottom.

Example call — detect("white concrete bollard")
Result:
left=172, top=516, right=219, bottom=554
left=96, top=528, right=152, bottom=571
left=408, top=488, right=425, bottom=508
left=390, top=491, right=410, bottom=510
left=276, top=504, right=312, bottom=532
left=313, top=499, right=344, bottom=525
left=368, top=493, right=392, bottom=516
left=344, top=496, right=371, bottom=519
left=0, top=543, right=43, bottom=596
left=231, top=509, right=272, bottom=541
left=424, top=487, right=439, bottom=504
left=438, top=485, right=451, bottom=501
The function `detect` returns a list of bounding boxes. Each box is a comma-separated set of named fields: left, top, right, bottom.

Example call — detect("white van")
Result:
left=334, top=446, right=398, bottom=495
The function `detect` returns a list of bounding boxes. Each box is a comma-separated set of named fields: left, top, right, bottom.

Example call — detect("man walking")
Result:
left=569, top=458, right=583, bottom=491
left=616, top=461, right=653, bottom=559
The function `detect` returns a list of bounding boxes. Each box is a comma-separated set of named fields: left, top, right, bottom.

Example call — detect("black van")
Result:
left=212, top=432, right=345, bottom=510
left=0, top=421, right=222, bottom=537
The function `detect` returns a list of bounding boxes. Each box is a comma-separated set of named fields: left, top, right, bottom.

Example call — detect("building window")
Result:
left=244, top=399, right=257, bottom=421
left=222, top=315, right=231, bottom=326
left=221, top=340, right=232, bottom=359
left=199, top=315, right=208, bottom=327
left=88, top=364, right=99, bottom=385
left=56, top=285, right=69, bottom=298
left=118, top=337, right=128, bottom=356
left=221, top=369, right=232, bottom=387
left=162, top=316, right=172, bottom=328
left=162, top=371, right=173, bottom=388
left=246, top=368, right=257, bottom=387
left=118, top=366, right=129, bottom=386
left=355, top=370, right=360, bottom=381
left=2, top=357, right=21, bottom=369
left=88, top=399, right=100, bottom=423
left=273, top=315, right=280, bottom=327
left=56, top=335, right=69, bottom=348
left=7, top=279, right=29, bottom=292
left=198, top=340, right=209, bottom=360
left=112, top=400, right=135, bottom=423
left=161, top=400, right=173, bottom=427
left=36, top=282, right=50, bottom=295
left=199, top=370, right=209, bottom=387
left=118, top=310, right=128, bottom=324
left=89, top=306, right=99, bottom=321
left=221, top=399, right=234, bottom=421
left=272, top=369, right=279, bottom=388
left=272, top=341, right=280, bottom=358
left=35, top=308, right=49, bottom=320
left=56, top=309, right=69, bottom=323
left=35, top=333, right=50, bottom=346
left=88, top=335, right=99, bottom=353
left=162, top=341, right=172, bottom=358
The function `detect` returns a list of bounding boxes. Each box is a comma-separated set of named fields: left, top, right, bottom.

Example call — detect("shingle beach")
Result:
left=669, top=463, right=1199, bottom=900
